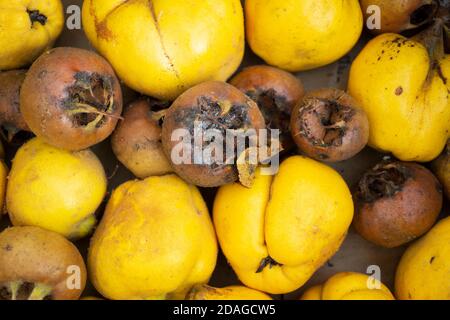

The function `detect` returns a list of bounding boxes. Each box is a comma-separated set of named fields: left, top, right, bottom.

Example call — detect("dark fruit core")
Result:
left=256, top=256, right=283, bottom=273
left=27, top=10, right=47, bottom=26
left=173, top=96, right=253, bottom=168
left=298, top=98, right=355, bottom=147
left=247, top=89, right=291, bottom=147
left=410, top=3, right=438, bottom=26
left=63, top=72, right=117, bottom=130
left=0, top=281, right=53, bottom=300
left=356, top=162, right=411, bottom=203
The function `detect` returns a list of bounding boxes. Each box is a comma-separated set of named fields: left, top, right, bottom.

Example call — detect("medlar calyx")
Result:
left=290, top=88, right=369, bottom=162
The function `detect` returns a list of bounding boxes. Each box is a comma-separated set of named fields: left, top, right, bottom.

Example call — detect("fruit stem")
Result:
left=412, top=18, right=445, bottom=61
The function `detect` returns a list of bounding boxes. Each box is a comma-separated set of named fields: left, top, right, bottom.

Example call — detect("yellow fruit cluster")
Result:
left=0, top=0, right=448, bottom=301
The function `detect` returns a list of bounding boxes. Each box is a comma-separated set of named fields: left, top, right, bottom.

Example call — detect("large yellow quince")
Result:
left=213, top=156, right=354, bottom=294
left=82, top=0, right=245, bottom=100
left=348, top=24, right=450, bottom=162
left=88, top=175, right=218, bottom=300
left=245, top=0, right=363, bottom=71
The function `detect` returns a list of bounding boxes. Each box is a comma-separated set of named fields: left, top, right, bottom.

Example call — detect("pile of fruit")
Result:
left=0, top=0, right=448, bottom=300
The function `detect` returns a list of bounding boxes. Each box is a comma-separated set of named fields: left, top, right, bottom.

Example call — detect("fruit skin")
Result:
left=348, top=33, right=450, bottom=162
left=0, top=159, right=8, bottom=219
left=245, top=0, right=363, bottom=71
left=6, top=137, right=107, bottom=240
left=353, top=161, right=443, bottom=248
left=319, top=272, right=394, bottom=300
left=20, top=47, right=123, bottom=151
left=432, top=140, right=450, bottom=199
left=162, top=81, right=266, bottom=188
left=0, top=70, right=30, bottom=140
left=395, top=216, right=450, bottom=300
left=300, top=272, right=395, bottom=300
left=213, top=156, right=353, bottom=294
left=229, top=65, right=304, bottom=150
left=0, top=226, right=87, bottom=300
left=300, top=285, right=323, bottom=300
left=360, top=0, right=438, bottom=34
left=88, top=175, right=218, bottom=300
left=0, top=0, right=64, bottom=70
left=111, top=99, right=172, bottom=179
left=290, top=89, right=369, bottom=162
left=82, top=0, right=245, bottom=101
left=187, top=284, right=272, bottom=300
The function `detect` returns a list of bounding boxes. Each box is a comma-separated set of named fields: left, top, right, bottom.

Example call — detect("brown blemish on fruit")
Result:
left=395, top=86, right=404, bottom=95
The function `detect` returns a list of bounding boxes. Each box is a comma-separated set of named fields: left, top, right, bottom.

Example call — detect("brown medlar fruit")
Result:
left=161, top=81, right=266, bottom=188
left=0, top=226, right=87, bottom=300
left=20, top=47, right=123, bottom=151
left=432, top=140, right=450, bottom=199
left=229, top=65, right=304, bottom=150
left=0, top=70, right=30, bottom=141
left=112, top=98, right=173, bottom=179
left=290, top=88, right=369, bottom=162
left=353, top=161, right=443, bottom=248
left=360, top=0, right=439, bottom=34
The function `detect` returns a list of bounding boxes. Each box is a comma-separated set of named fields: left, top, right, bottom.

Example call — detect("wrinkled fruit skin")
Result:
left=361, top=0, right=438, bottom=34
left=0, top=70, right=30, bottom=139
left=112, top=99, right=172, bottom=179
left=353, top=161, right=442, bottom=248
left=213, top=156, right=354, bottom=294
left=82, top=0, right=245, bottom=101
left=20, top=47, right=123, bottom=151
left=301, top=272, right=395, bottom=300
left=187, top=284, right=272, bottom=300
left=290, top=89, right=369, bottom=162
left=0, top=0, right=64, bottom=70
left=162, top=81, right=266, bottom=188
left=6, top=138, right=107, bottom=240
left=432, top=140, right=450, bottom=199
left=230, top=65, right=304, bottom=150
left=0, top=226, right=86, bottom=300
left=395, top=216, right=450, bottom=300
left=245, top=0, right=363, bottom=71
left=348, top=33, right=450, bottom=162
left=88, top=175, right=218, bottom=300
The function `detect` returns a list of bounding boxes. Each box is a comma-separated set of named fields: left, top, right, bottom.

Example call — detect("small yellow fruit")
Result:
left=245, top=0, right=363, bottom=71
left=0, top=0, right=64, bottom=70
left=88, top=175, right=218, bottom=300
left=6, top=138, right=107, bottom=239
left=187, top=284, right=272, bottom=300
left=213, top=156, right=353, bottom=294
left=395, top=217, right=450, bottom=300
left=348, top=29, right=450, bottom=161
left=321, top=272, right=395, bottom=300
left=82, top=0, right=245, bottom=100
